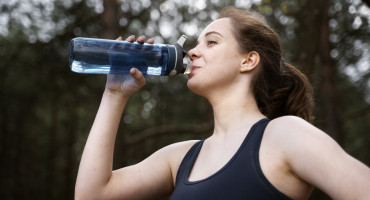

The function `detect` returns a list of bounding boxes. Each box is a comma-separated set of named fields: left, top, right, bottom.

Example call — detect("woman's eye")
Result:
left=207, top=41, right=217, bottom=46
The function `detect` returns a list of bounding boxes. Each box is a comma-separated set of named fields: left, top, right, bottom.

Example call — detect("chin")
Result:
left=187, top=78, right=206, bottom=97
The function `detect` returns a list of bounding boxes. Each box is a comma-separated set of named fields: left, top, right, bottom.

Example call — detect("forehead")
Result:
left=198, top=18, right=232, bottom=39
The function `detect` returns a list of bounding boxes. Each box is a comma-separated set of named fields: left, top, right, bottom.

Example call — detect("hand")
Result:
left=105, top=35, right=154, bottom=98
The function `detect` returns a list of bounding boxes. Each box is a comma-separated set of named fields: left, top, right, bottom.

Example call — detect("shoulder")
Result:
left=153, top=140, right=200, bottom=166
left=265, top=115, right=338, bottom=161
left=266, top=115, right=329, bottom=143
left=263, top=116, right=339, bottom=183
left=163, top=140, right=200, bottom=163
left=268, top=115, right=315, bottom=132
left=160, top=140, right=200, bottom=156
left=265, top=116, right=370, bottom=199
left=159, top=140, right=200, bottom=183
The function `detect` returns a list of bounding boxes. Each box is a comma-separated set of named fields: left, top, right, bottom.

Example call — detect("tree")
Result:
left=0, top=0, right=369, bottom=199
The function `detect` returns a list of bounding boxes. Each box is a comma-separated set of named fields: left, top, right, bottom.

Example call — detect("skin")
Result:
left=75, top=18, right=370, bottom=200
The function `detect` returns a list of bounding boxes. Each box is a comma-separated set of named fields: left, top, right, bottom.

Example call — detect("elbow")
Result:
left=74, top=185, right=99, bottom=200
left=75, top=191, right=98, bottom=200
left=75, top=184, right=111, bottom=200
left=74, top=190, right=89, bottom=200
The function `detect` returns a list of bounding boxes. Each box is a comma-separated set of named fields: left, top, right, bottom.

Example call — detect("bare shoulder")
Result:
left=159, top=140, right=200, bottom=183
left=159, top=140, right=200, bottom=162
left=266, top=115, right=329, bottom=144
left=161, top=140, right=200, bottom=153
left=147, top=139, right=200, bottom=171
left=266, top=115, right=347, bottom=162
left=268, top=115, right=318, bottom=133
left=266, top=115, right=340, bottom=167
left=266, top=116, right=370, bottom=199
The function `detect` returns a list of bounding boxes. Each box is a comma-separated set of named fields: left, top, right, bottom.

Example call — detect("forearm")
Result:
left=75, top=90, right=128, bottom=198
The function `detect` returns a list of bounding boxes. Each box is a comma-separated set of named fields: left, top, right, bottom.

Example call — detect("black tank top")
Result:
left=169, top=118, right=291, bottom=200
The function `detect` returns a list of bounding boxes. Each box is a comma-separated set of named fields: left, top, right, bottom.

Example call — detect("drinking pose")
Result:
left=75, top=7, right=370, bottom=200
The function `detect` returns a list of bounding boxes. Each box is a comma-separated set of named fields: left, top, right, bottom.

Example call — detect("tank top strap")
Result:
left=174, top=140, right=204, bottom=186
left=245, top=119, right=290, bottom=199
left=247, top=118, right=271, bottom=151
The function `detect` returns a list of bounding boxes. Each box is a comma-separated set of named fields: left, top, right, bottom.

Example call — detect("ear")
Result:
left=240, top=51, right=260, bottom=73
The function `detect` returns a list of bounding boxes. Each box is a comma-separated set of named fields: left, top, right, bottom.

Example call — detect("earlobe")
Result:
left=240, top=51, right=260, bottom=73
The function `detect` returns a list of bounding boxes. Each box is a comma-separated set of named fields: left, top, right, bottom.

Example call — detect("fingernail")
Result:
left=130, top=68, right=136, bottom=74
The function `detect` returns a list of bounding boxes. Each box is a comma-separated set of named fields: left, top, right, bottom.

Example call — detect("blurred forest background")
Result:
left=0, top=0, right=369, bottom=199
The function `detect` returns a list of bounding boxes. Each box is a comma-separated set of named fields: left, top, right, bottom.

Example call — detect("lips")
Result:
left=192, top=66, right=200, bottom=71
left=188, top=65, right=200, bottom=77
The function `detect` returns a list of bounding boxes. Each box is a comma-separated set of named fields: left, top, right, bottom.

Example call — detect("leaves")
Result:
left=0, top=0, right=369, bottom=199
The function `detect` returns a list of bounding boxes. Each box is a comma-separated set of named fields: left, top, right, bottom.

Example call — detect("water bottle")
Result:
left=69, top=35, right=191, bottom=76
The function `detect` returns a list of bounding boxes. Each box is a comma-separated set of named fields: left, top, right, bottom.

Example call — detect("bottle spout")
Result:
left=177, top=35, right=187, bottom=47
left=169, top=35, right=189, bottom=76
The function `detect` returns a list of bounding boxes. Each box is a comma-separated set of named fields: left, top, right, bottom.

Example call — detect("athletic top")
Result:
left=169, top=118, right=291, bottom=200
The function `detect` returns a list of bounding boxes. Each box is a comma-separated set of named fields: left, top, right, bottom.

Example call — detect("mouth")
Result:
left=188, top=65, right=200, bottom=76
left=191, top=65, right=200, bottom=72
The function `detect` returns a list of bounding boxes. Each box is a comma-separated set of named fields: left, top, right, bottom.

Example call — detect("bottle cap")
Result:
left=169, top=35, right=188, bottom=76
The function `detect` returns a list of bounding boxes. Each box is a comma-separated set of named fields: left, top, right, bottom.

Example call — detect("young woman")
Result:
left=75, top=7, right=370, bottom=200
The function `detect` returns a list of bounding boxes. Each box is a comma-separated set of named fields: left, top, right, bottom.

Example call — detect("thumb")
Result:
left=130, top=68, right=146, bottom=87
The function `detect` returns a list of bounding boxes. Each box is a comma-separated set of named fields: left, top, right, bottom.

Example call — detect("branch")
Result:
left=341, top=105, right=370, bottom=120
left=125, top=122, right=213, bottom=145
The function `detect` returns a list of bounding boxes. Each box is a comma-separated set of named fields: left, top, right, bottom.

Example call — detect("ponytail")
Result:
left=219, top=7, right=314, bottom=122
left=256, top=61, right=314, bottom=123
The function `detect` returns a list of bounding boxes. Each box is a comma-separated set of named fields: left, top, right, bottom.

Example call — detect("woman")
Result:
left=75, top=7, right=370, bottom=200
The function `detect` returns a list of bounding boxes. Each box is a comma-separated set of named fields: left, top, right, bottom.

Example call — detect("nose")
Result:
left=188, top=46, right=200, bottom=61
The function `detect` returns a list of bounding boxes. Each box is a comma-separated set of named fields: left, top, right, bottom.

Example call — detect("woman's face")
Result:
left=187, top=18, right=245, bottom=96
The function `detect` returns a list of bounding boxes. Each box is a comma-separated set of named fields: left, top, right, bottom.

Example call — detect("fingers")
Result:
left=124, top=35, right=142, bottom=43
left=136, top=36, right=145, bottom=44
left=123, top=35, right=154, bottom=44
left=146, top=37, right=154, bottom=44
left=138, top=36, right=154, bottom=44
left=130, top=68, right=146, bottom=86
left=125, top=35, right=135, bottom=42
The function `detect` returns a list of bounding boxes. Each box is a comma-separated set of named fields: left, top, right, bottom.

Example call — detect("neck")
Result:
left=207, top=88, right=265, bottom=137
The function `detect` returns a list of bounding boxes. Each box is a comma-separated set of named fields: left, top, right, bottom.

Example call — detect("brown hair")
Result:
left=219, top=6, right=314, bottom=123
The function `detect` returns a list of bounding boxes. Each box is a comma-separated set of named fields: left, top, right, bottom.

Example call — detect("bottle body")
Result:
left=69, top=37, right=178, bottom=76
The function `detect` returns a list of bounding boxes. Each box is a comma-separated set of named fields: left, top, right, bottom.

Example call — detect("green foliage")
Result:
left=0, top=0, right=369, bottom=199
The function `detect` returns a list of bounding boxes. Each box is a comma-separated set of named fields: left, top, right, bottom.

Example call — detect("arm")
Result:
left=75, top=36, right=174, bottom=199
left=275, top=116, right=370, bottom=200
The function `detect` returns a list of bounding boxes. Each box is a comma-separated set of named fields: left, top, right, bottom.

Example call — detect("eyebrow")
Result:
left=197, top=31, right=224, bottom=45
left=205, top=31, right=223, bottom=38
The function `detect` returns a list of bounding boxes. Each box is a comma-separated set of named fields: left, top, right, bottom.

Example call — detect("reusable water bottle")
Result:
left=69, top=35, right=191, bottom=76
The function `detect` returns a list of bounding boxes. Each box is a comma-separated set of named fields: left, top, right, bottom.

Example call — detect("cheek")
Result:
left=212, top=45, right=241, bottom=64
left=210, top=52, right=241, bottom=75
left=186, top=48, right=242, bottom=94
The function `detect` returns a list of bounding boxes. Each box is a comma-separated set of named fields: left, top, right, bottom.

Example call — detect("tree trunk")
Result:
left=318, top=0, right=344, bottom=145
left=63, top=105, right=78, bottom=200
left=45, top=92, right=58, bottom=200
left=101, top=0, right=120, bottom=39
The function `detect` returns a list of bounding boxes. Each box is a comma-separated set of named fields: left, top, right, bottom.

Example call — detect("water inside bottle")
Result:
left=70, top=60, right=166, bottom=76
left=70, top=39, right=169, bottom=76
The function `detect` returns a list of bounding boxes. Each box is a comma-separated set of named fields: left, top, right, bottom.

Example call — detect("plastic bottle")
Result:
left=69, top=35, right=191, bottom=76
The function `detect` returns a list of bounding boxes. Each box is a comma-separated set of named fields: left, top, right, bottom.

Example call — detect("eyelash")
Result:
left=207, top=40, right=217, bottom=46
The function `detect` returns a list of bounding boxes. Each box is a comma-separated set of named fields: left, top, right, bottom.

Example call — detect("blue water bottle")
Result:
left=69, top=35, right=190, bottom=76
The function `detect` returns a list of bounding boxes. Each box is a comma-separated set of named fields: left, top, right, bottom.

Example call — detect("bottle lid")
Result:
left=169, top=35, right=188, bottom=76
